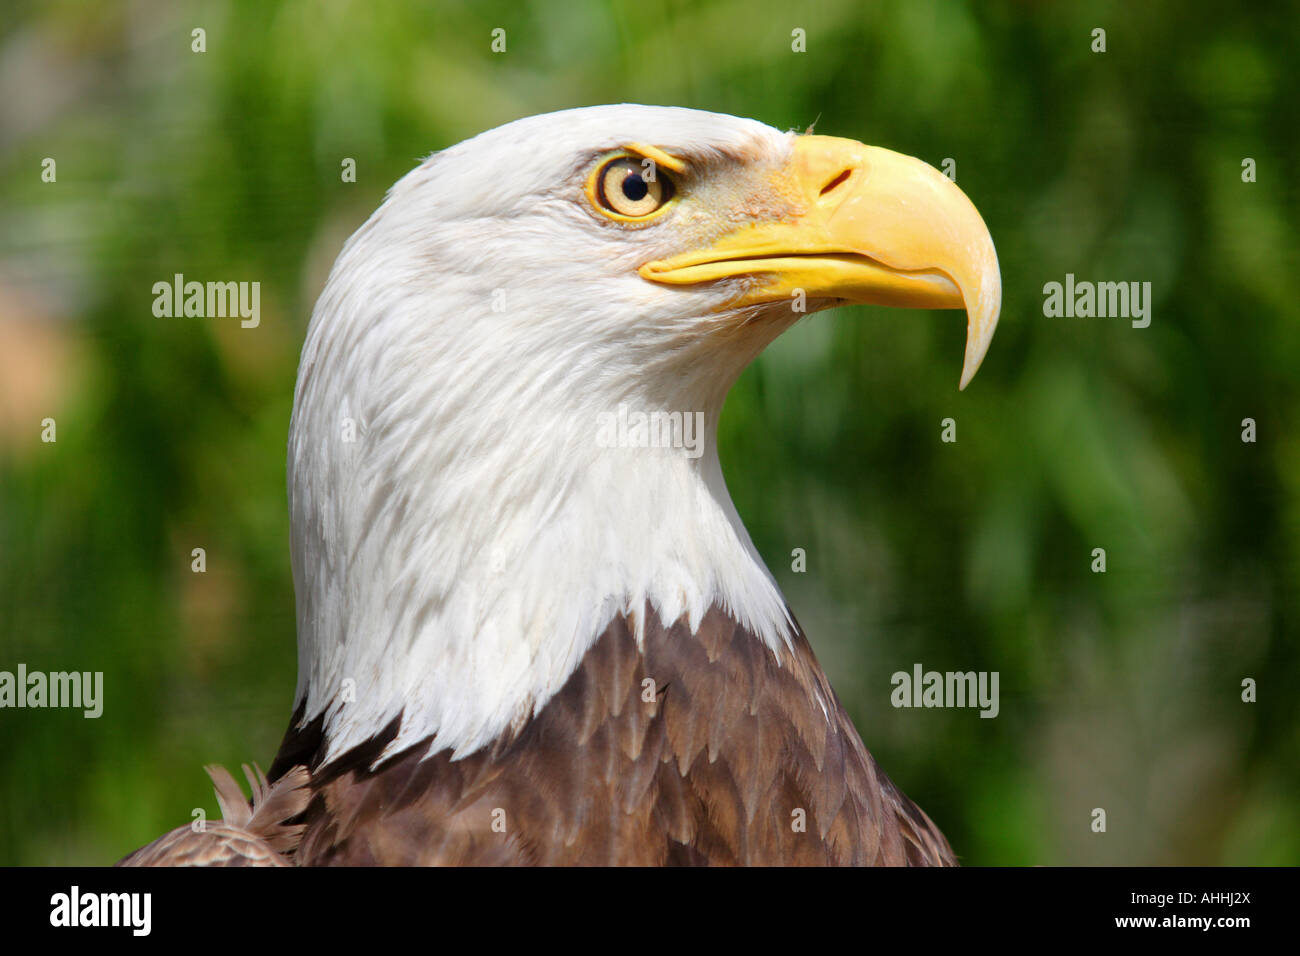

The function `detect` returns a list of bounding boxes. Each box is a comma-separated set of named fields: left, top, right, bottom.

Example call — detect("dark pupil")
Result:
left=621, top=172, right=649, bottom=202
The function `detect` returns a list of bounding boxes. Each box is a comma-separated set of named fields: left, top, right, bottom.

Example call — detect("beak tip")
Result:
left=958, top=358, right=979, bottom=391
left=961, top=257, right=998, bottom=390
left=958, top=298, right=1000, bottom=391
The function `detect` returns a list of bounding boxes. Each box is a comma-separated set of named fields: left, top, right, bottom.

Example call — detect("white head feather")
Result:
left=289, top=105, right=803, bottom=763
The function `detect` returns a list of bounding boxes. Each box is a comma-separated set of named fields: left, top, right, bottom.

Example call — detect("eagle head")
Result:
left=288, top=105, right=1000, bottom=763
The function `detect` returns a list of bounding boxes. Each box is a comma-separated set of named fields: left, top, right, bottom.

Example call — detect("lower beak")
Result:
left=639, top=135, right=1001, bottom=389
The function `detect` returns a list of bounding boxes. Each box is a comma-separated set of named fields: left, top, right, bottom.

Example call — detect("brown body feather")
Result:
left=117, top=764, right=311, bottom=867
left=268, top=606, right=955, bottom=866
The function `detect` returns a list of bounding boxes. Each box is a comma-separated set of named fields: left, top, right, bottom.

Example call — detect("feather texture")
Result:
left=117, top=764, right=311, bottom=867
left=269, top=605, right=955, bottom=866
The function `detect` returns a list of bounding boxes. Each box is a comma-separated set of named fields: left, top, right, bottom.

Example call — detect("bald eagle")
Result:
left=121, top=105, right=999, bottom=867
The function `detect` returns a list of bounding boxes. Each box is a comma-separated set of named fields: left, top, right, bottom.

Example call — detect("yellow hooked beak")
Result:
left=639, top=135, right=1001, bottom=389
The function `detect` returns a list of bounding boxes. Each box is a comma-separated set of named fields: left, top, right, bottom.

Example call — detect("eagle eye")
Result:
left=591, top=156, right=675, bottom=220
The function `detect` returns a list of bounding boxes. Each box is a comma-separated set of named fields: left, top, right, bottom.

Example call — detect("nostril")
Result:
left=819, top=169, right=852, bottom=197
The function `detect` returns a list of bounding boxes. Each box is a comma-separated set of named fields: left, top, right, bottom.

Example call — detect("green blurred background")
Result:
left=1, top=0, right=1297, bottom=865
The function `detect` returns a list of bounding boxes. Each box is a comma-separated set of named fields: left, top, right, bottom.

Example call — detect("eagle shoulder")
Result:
left=272, top=606, right=955, bottom=867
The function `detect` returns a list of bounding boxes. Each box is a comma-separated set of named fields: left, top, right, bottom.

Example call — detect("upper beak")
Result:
left=639, top=135, right=1001, bottom=389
